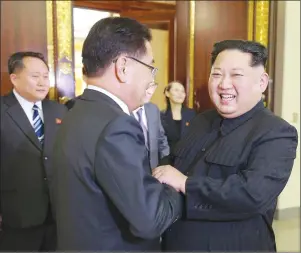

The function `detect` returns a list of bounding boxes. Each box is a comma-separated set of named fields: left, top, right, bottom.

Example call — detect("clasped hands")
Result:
left=152, top=165, right=187, bottom=194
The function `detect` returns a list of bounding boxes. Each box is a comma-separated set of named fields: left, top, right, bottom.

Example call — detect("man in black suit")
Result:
left=52, top=17, right=182, bottom=251
left=0, top=52, right=67, bottom=251
left=153, top=40, right=298, bottom=251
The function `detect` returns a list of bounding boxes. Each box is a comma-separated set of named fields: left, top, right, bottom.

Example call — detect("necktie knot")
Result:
left=137, top=107, right=143, bottom=124
left=32, top=104, right=44, bottom=144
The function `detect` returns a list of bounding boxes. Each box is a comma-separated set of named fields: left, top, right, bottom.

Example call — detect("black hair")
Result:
left=163, top=81, right=185, bottom=111
left=211, top=40, right=268, bottom=67
left=8, top=51, right=49, bottom=74
left=82, top=17, right=152, bottom=77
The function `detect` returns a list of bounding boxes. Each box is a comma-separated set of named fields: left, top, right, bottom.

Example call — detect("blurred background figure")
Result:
left=132, top=81, right=170, bottom=169
left=161, top=81, right=196, bottom=152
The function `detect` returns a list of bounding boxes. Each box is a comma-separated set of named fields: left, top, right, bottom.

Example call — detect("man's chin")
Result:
left=216, top=105, right=238, bottom=117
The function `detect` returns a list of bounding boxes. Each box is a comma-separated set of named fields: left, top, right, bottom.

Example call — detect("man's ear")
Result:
left=115, top=56, right=128, bottom=83
left=10, top=73, right=18, bottom=86
left=259, top=72, right=269, bottom=93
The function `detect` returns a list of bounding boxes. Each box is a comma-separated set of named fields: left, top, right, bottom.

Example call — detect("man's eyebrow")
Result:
left=29, top=71, right=49, bottom=74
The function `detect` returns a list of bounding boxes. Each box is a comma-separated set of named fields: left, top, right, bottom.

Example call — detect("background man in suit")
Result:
left=52, top=17, right=182, bottom=251
left=132, top=82, right=170, bottom=169
left=153, top=40, right=298, bottom=251
left=0, top=52, right=67, bottom=251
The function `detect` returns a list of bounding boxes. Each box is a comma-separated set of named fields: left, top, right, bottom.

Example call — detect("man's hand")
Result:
left=152, top=165, right=187, bottom=194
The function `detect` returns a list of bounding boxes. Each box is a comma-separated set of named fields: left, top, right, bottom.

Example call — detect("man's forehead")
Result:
left=214, top=50, right=252, bottom=68
left=23, top=58, right=48, bottom=71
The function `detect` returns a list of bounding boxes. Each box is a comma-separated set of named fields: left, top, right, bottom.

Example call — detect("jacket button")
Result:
left=201, top=148, right=206, bottom=152
left=44, top=156, right=48, bottom=160
left=44, top=177, right=47, bottom=181
left=194, top=203, right=201, bottom=209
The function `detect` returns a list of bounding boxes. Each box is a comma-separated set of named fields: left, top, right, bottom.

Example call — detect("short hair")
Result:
left=82, top=17, right=152, bottom=78
left=211, top=40, right=268, bottom=67
left=8, top=51, right=49, bottom=74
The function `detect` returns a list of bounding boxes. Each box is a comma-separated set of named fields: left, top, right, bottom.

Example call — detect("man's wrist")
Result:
left=180, top=176, right=188, bottom=194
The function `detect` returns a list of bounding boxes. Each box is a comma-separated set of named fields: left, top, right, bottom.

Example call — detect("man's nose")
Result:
left=218, top=75, right=232, bottom=89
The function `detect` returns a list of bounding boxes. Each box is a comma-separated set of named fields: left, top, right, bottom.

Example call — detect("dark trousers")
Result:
left=0, top=222, right=56, bottom=251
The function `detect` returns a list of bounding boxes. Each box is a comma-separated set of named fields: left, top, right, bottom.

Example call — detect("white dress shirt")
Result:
left=13, top=89, right=44, bottom=127
left=87, top=85, right=130, bottom=115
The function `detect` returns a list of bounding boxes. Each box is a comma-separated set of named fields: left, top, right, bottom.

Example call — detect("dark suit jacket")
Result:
left=66, top=101, right=170, bottom=169
left=160, top=107, right=196, bottom=152
left=144, top=103, right=169, bottom=169
left=162, top=102, right=298, bottom=252
left=0, top=92, right=67, bottom=228
left=52, top=89, right=182, bottom=251
left=64, top=95, right=81, bottom=110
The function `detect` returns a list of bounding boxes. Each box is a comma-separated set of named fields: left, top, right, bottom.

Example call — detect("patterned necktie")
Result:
left=32, top=104, right=44, bottom=144
left=136, top=107, right=149, bottom=149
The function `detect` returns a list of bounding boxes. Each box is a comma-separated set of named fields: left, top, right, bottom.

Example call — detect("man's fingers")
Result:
left=153, top=169, right=163, bottom=179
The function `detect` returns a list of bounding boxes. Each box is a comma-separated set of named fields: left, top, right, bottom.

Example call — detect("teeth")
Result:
left=221, top=94, right=235, bottom=100
left=221, top=94, right=235, bottom=98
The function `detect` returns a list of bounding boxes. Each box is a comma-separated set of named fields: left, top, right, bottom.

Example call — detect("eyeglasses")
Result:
left=147, top=81, right=158, bottom=90
left=126, top=56, right=158, bottom=77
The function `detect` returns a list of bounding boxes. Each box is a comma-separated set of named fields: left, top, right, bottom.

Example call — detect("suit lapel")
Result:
left=5, top=93, right=42, bottom=150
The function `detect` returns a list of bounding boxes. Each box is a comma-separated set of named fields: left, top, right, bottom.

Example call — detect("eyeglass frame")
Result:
left=112, top=56, right=158, bottom=77
left=126, top=56, right=158, bottom=77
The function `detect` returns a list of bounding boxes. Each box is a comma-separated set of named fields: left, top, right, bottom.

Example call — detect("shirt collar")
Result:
left=13, top=89, right=42, bottom=110
left=219, top=100, right=265, bottom=136
left=87, top=85, right=130, bottom=115
left=132, top=105, right=144, bottom=114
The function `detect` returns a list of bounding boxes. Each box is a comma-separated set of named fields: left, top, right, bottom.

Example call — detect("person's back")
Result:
left=54, top=92, right=163, bottom=250
left=52, top=17, right=182, bottom=251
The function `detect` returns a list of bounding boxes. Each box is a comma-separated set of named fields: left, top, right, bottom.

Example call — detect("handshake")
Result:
left=152, top=165, right=188, bottom=194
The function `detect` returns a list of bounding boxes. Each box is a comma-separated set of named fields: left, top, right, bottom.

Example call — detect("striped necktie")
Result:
left=136, top=107, right=149, bottom=149
left=32, top=104, right=44, bottom=144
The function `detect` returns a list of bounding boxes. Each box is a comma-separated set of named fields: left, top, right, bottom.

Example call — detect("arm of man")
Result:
left=154, top=123, right=298, bottom=221
left=94, top=115, right=182, bottom=239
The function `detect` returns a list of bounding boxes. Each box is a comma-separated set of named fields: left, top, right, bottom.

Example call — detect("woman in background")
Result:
left=161, top=81, right=196, bottom=153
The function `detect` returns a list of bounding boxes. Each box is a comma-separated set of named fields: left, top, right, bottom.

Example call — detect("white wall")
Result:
left=274, top=1, right=300, bottom=210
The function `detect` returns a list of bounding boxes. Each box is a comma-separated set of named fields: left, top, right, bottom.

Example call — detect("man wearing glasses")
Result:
left=132, top=80, right=170, bottom=169
left=52, top=17, right=182, bottom=251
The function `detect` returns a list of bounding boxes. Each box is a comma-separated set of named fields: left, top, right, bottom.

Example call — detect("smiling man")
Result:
left=0, top=52, right=67, bottom=251
left=153, top=40, right=298, bottom=252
